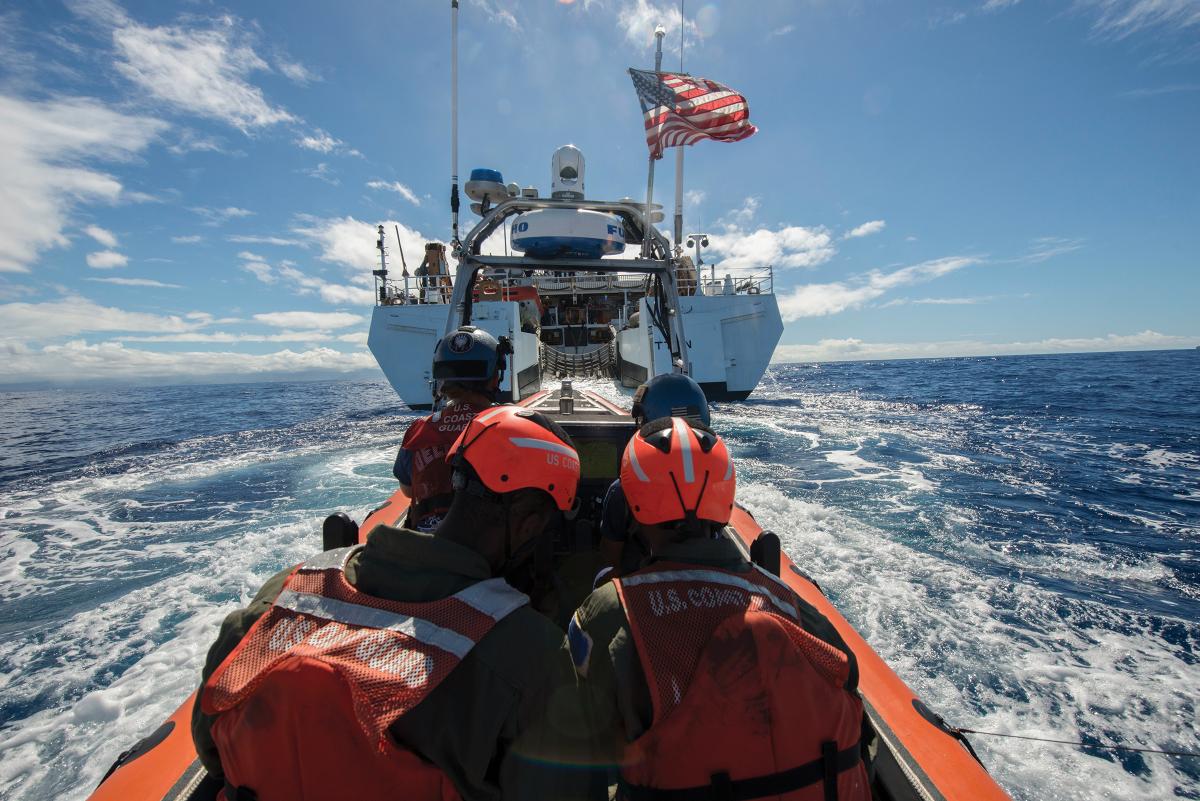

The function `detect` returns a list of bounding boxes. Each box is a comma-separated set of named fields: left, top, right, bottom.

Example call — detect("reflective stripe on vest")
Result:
left=202, top=545, right=529, bottom=746
left=616, top=565, right=799, bottom=619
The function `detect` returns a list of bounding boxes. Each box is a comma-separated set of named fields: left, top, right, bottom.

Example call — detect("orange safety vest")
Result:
left=402, top=402, right=487, bottom=524
left=613, top=563, right=870, bottom=801
left=201, top=546, right=529, bottom=801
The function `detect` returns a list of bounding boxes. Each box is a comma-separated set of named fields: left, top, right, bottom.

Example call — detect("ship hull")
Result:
left=369, top=291, right=782, bottom=408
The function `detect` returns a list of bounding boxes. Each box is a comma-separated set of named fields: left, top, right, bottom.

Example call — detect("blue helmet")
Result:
left=433, top=326, right=507, bottom=382
left=632, top=373, right=711, bottom=427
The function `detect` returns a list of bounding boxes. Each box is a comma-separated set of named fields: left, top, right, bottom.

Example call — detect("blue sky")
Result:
left=1, top=0, right=1197, bottom=385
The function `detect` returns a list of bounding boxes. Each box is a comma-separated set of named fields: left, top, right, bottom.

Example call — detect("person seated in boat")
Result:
left=192, top=406, right=587, bottom=801
left=597, top=373, right=711, bottom=579
left=567, top=417, right=872, bottom=801
left=394, top=326, right=512, bottom=531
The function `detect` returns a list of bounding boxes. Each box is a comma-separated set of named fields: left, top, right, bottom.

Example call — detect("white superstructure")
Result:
left=368, top=147, right=781, bottom=409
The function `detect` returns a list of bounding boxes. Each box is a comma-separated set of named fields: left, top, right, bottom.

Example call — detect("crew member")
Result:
left=394, top=325, right=511, bottom=531
left=193, top=407, right=585, bottom=801
left=598, top=373, right=711, bottom=577
left=569, top=418, right=871, bottom=801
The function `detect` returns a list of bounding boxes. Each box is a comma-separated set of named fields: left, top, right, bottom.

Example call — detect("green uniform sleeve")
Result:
left=564, top=584, right=636, bottom=797
left=499, top=648, right=595, bottom=801
left=190, top=566, right=293, bottom=779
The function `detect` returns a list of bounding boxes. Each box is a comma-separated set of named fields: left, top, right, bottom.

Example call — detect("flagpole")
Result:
left=643, top=25, right=665, bottom=258
left=450, top=0, right=461, bottom=247
left=672, top=0, right=685, bottom=250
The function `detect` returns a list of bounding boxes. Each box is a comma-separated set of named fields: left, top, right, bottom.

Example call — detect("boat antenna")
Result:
left=394, top=225, right=409, bottom=276
left=642, top=25, right=666, bottom=258
left=673, top=0, right=685, bottom=250
left=450, top=0, right=461, bottom=248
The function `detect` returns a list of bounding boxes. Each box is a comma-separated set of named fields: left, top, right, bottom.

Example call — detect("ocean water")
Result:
left=1, top=349, right=1197, bottom=800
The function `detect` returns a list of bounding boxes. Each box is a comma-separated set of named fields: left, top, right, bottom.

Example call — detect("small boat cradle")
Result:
left=89, top=385, right=1011, bottom=801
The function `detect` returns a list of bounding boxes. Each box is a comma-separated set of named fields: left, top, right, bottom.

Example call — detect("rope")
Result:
left=954, top=727, right=1200, bottom=758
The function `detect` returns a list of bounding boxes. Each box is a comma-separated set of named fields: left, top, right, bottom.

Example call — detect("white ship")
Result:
left=367, top=145, right=782, bottom=409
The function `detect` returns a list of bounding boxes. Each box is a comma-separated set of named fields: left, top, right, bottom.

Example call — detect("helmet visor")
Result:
left=433, top=360, right=493, bottom=380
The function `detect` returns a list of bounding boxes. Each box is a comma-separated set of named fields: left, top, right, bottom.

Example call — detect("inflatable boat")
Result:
left=89, top=386, right=1011, bottom=801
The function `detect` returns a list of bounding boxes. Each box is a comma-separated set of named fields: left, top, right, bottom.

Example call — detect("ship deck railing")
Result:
left=375, top=263, right=774, bottom=306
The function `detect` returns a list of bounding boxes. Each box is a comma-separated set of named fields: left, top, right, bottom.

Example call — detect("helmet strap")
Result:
left=667, top=470, right=710, bottom=536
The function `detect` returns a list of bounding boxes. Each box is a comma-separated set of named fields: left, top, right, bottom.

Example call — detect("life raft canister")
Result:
left=201, top=546, right=529, bottom=801
left=613, top=564, right=870, bottom=801
left=402, top=401, right=487, bottom=525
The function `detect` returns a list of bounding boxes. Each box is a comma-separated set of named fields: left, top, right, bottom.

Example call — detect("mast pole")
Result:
left=643, top=26, right=666, bottom=258
left=673, top=0, right=685, bottom=250
left=395, top=225, right=410, bottom=301
left=450, top=0, right=461, bottom=247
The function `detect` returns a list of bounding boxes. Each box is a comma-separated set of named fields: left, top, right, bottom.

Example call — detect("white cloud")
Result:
left=882, top=295, right=994, bottom=308
left=295, top=130, right=342, bottom=153
left=844, top=219, right=886, bottom=239
left=768, top=24, right=795, bottom=38
left=301, top=162, right=339, bottom=185
left=701, top=196, right=836, bottom=272
left=366, top=180, right=421, bottom=205
left=772, top=330, right=1200, bottom=363
left=167, top=128, right=229, bottom=155
left=0, top=95, right=165, bottom=273
left=470, top=0, right=519, bottom=30
left=617, top=0, right=701, bottom=53
left=292, top=215, right=436, bottom=274
left=723, top=196, right=760, bottom=226
left=87, top=277, right=182, bottom=288
left=86, top=250, right=129, bottom=269
left=276, top=264, right=375, bottom=305
left=1022, top=236, right=1084, bottom=262
left=683, top=189, right=707, bottom=207
left=0, top=295, right=201, bottom=341
left=226, top=234, right=304, bottom=246
left=84, top=225, right=119, bottom=248
left=1119, top=83, right=1200, bottom=98
left=778, top=256, right=979, bottom=320
left=241, top=261, right=274, bottom=283
left=1076, top=0, right=1200, bottom=39
left=105, top=9, right=294, bottom=132
left=0, top=339, right=375, bottom=384
left=237, top=250, right=264, bottom=261
left=171, top=234, right=202, bottom=244
left=123, top=189, right=162, bottom=203
left=276, top=58, right=317, bottom=85
left=252, top=311, right=363, bottom=329
left=191, top=206, right=255, bottom=225
left=123, top=330, right=334, bottom=343
left=708, top=226, right=836, bottom=271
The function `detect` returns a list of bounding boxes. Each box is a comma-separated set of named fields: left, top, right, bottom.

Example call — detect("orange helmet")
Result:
left=447, top=406, right=580, bottom=511
left=620, top=416, right=736, bottom=527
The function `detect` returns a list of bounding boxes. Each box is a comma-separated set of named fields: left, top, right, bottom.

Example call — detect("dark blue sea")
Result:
left=1, top=350, right=1197, bottom=800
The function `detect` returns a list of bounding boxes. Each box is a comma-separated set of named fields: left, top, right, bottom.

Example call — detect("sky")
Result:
left=1, top=0, right=1198, bottom=386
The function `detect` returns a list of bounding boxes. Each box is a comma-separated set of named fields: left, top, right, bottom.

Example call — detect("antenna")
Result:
left=450, top=0, right=461, bottom=246
left=673, top=0, right=685, bottom=249
left=394, top=225, right=409, bottom=276
left=642, top=25, right=666, bottom=258
left=373, top=224, right=388, bottom=304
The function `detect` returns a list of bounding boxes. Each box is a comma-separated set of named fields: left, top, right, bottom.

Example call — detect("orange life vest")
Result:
left=201, top=546, right=529, bottom=801
left=613, top=563, right=870, bottom=801
left=402, top=402, right=486, bottom=525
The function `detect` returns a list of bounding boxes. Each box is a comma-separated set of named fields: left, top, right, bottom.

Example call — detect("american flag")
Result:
left=628, top=68, right=758, bottom=160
